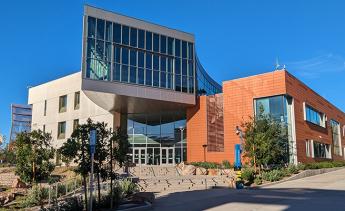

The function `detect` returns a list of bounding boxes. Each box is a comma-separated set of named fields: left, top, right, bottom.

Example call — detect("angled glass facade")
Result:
left=196, top=57, right=222, bottom=95
left=10, top=104, right=32, bottom=143
left=85, top=16, right=195, bottom=94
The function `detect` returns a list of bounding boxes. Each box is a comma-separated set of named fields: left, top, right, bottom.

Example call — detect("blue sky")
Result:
left=1, top=0, right=345, bottom=144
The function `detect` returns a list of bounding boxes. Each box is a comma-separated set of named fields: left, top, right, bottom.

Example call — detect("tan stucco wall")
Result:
left=28, top=71, right=114, bottom=148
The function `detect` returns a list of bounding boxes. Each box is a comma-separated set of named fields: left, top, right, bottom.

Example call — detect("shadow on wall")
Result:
left=153, top=187, right=345, bottom=211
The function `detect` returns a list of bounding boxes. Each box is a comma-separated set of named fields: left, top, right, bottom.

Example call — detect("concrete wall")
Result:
left=28, top=72, right=114, bottom=149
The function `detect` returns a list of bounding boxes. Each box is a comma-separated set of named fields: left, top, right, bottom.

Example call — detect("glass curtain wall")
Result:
left=85, top=16, right=195, bottom=94
left=127, top=111, right=186, bottom=165
left=255, top=95, right=294, bottom=163
left=195, top=57, right=222, bottom=95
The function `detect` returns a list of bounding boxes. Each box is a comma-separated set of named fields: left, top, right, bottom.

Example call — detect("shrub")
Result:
left=241, top=168, right=255, bottom=183
left=119, top=179, right=138, bottom=197
left=286, top=164, right=299, bottom=175
left=297, top=163, right=306, bottom=170
left=20, top=185, right=45, bottom=207
left=190, top=162, right=220, bottom=169
left=222, top=160, right=232, bottom=169
left=254, top=176, right=262, bottom=185
left=261, top=169, right=287, bottom=182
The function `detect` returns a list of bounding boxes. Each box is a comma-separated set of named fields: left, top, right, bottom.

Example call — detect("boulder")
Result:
left=181, top=165, right=196, bottom=176
left=207, top=169, right=220, bottom=176
left=11, top=178, right=26, bottom=188
left=129, top=192, right=155, bottom=204
left=196, top=167, right=208, bottom=175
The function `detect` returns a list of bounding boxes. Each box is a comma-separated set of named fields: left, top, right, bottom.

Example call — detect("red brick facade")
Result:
left=187, top=70, right=345, bottom=164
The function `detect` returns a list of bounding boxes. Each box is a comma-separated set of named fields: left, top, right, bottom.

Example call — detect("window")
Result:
left=113, top=23, right=121, bottom=43
left=330, top=120, right=342, bottom=156
left=130, top=28, right=137, bottom=47
left=59, top=95, right=67, bottom=113
left=160, top=35, right=166, bottom=54
left=146, top=31, right=152, bottom=51
left=138, top=29, right=145, bottom=49
left=122, top=25, right=129, bottom=45
left=313, top=141, right=331, bottom=159
left=168, top=37, right=174, bottom=55
left=153, top=33, right=159, bottom=52
left=96, top=19, right=105, bottom=40
left=57, top=121, right=66, bottom=139
left=105, top=21, right=112, bottom=42
left=87, top=16, right=96, bottom=38
left=304, top=104, right=325, bottom=127
left=175, top=39, right=181, bottom=57
left=74, top=92, right=80, bottom=110
left=305, top=140, right=311, bottom=157
left=73, top=119, right=79, bottom=131
left=44, top=100, right=47, bottom=116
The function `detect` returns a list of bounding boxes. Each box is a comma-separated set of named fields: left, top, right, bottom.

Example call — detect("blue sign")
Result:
left=90, top=130, right=96, bottom=154
left=234, top=144, right=242, bottom=169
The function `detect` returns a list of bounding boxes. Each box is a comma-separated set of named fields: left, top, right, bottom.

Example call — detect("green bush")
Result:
left=20, top=185, right=45, bottom=207
left=119, top=179, right=138, bottom=197
left=222, top=160, right=232, bottom=169
left=254, top=176, right=262, bottom=185
left=241, top=168, right=255, bottom=183
left=297, top=163, right=306, bottom=170
left=190, top=162, right=220, bottom=169
left=286, top=164, right=299, bottom=175
left=261, top=169, right=287, bottom=182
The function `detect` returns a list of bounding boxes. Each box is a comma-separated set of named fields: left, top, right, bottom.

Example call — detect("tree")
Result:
left=109, top=127, right=129, bottom=208
left=242, top=108, right=288, bottom=172
left=15, top=130, right=55, bottom=184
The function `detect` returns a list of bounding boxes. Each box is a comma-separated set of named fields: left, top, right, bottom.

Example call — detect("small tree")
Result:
left=242, top=108, right=288, bottom=173
left=15, top=130, right=55, bottom=184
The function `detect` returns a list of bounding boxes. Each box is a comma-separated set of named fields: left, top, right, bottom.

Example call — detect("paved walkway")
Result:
left=153, top=168, right=345, bottom=211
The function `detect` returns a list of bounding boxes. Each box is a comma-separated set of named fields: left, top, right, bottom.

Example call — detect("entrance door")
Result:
left=133, top=148, right=146, bottom=165
left=161, top=147, right=174, bottom=165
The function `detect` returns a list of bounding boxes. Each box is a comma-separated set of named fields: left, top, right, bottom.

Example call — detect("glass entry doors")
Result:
left=161, top=147, right=175, bottom=165
left=133, top=148, right=146, bottom=165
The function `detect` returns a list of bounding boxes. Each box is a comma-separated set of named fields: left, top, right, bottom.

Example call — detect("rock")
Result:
left=129, top=192, right=155, bottom=203
left=196, top=167, right=208, bottom=175
left=11, top=178, right=27, bottom=188
left=3, top=193, right=15, bottom=204
left=207, top=169, right=220, bottom=176
left=221, top=169, right=235, bottom=177
left=181, top=165, right=196, bottom=176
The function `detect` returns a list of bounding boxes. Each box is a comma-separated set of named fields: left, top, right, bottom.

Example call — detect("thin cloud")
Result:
left=285, top=54, right=345, bottom=78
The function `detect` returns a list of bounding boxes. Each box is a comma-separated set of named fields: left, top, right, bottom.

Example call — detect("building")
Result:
left=9, top=104, right=32, bottom=143
left=187, top=70, right=345, bottom=164
left=28, top=5, right=345, bottom=165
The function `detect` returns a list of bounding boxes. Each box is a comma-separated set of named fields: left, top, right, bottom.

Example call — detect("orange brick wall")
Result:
left=187, top=70, right=345, bottom=164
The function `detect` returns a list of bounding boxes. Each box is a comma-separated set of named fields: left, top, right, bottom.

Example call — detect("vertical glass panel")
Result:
left=87, top=38, right=95, bottom=58
left=146, top=31, right=152, bottom=51
left=175, top=75, right=181, bottom=91
left=182, top=41, right=187, bottom=58
left=122, top=25, right=129, bottom=45
left=160, top=56, right=166, bottom=72
left=121, top=48, right=129, bottom=64
left=121, top=65, right=128, bottom=82
left=175, top=58, right=181, bottom=74
left=160, top=72, right=166, bottom=88
left=113, top=23, right=121, bottom=43
left=96, top=40, right=104, bottom=60
left=96, top=19, right=105, bottom=40
left=160, top=35, right=166, bottom=54
left=153, top=33, right=159, bottom=52
left=175, top=39, right=181, bottom=57
left=87, top=16, right=96, bottom=38
left=188, top=60, right=194, bottom=77
left=188, top=42, right=194, bottom=59
left=114, top=46, right=121, bottom=63
left=130, top=28, right=137, bottom=47
left=167, top=58, right=173, bottom=73
left=138, top=68, right=145, bottom=84
left=130, top=66, right=136, bottom=83
left=153, top=55, right=159, bottom=71
left=105, top=42, right=112, bottom=61
left=145, top=69, right=152, bottom=86
left=188, top=77, right=194, bottom=93
left=153, top=71, right=159, bottom=87
left=105, top=21, right=112, bottom=41
left=138, top=51, right=144, bottom=68
left=138, top=29, right=145, bottom=49
left=167, top=73, right=172, bottom=89
left=104, top=62, right=111, bottom=81
left=130, top=50, right=137, bottom=66
left=182, top=59, right=187, bottom=75
left=146, top=53, right=152, bottom=69
left=113, top=63, right=121, bottom=81
left=168, top=37, right=174, bottom=55
left=182, top=76, right=188, bottom=92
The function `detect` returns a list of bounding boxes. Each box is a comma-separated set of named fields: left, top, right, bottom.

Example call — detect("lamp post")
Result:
left=179, top=126, right=185, bottom=163
left=202, top=144, right=208, bottom=162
